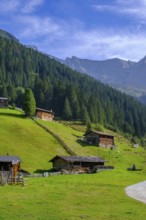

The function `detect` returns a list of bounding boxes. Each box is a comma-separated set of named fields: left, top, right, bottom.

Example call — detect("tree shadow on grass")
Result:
left=34, top=169, right=50, bottom=173
left=34, top=168, right=59, bottom=173
left=0, top=112, right=25, bottom=119
left=72, top=134, right=83, bottom=138
left=76, top=139, right=91, bottom=147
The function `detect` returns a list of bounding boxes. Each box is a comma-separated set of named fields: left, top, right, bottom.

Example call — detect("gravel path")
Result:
left=125, top=181, right=146, bottom=204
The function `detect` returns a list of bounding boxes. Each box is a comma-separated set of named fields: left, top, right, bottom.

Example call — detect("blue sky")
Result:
left=1, top=0, right=146, bottom=61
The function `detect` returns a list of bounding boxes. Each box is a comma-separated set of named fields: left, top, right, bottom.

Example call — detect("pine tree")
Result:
left=22, top=88, right=36, bottom=117
left=81, top=104, right=90, bottom=125
left=86, top=122, right=92, bottom=133
left=7, top=83, right=16, bottom=104
left=63, top=97, right=72, bottom=120
left=0, top=84, right=7, bottom=97
left=73, top=99, right=80, bottom=119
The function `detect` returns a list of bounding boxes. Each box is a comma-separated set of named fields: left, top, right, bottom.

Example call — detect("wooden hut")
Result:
left=0, top=156, right=22, bottom=183
left=50, top=155, right=106, bottom=171
left=0, top=97, right=8, bottom=107
left=36, top=108, right=54, bottom=121
left=84, top=131, right=114, bottom=148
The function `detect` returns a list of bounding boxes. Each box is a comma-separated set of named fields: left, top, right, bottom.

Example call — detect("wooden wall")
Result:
left=53, top=158, right=70, bottom=170
left=99, top=137, right=114, bottom=146
left=0, top=99, right=8, bottom=107
left=36, top=111, right=54, bottom=121
left=85, top=133, right=114, bottom=147
left=85, top=133, right=99, bottom=145
left=52, top=158, right=105, bottom=170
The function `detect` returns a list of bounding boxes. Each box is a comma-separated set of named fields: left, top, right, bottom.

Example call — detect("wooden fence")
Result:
left=0, top=171, right=28, bottom=186
left=32, top=118, right=76, bottom=156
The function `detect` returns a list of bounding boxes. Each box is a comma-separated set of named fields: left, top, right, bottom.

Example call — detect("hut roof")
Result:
left=84, top=130, right=114, bottom=137
left=36, top=107, right=54, bottom=114
left=50, top=155, right=105, bottom=163
left=0, top=97, right=8, bottom=100
left=0, top=156, right=22, bottom=163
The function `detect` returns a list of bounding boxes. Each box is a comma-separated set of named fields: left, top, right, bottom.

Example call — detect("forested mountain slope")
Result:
left=0, top=30, right=146, bottom=138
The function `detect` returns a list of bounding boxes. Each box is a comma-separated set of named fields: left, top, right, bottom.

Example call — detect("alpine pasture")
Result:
left=0, top=108, right=146, bottom=220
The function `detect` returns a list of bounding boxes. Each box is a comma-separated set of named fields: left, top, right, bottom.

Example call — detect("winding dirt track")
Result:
left=125, top=181, right=146, bottom=204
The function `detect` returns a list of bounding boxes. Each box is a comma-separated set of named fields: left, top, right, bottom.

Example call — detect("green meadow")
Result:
left=0, top=108, right=67, bottom=172
left=38, top=119, right=146, bottom=171
left=0, top=108, right=146, bottom=219
left=0, top=172, right=146, bottom=220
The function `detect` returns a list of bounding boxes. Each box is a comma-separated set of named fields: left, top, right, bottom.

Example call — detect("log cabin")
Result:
left=0, top=97, right=8, bottom=107
left=0, top=156, right=22, bottom=182
left=84, top=130, right=114, bottom=148
left=36, top=108, right=54, bottom=121
left=50, top=155, right=106, bottom=171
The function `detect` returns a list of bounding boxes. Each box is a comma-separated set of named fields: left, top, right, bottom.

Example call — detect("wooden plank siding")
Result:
left=50, top=156, right=106, bottom=171
left=36, top=108, right=54, bottom=121
left=84, top=131, right=114, bottom=148
left=53, top=157, right=70, bottom=170
left=0, top=97, right=8, bottom=108
left=0, top=156, right=22, bottom=184
left=99, top=136, right=114, bottom=146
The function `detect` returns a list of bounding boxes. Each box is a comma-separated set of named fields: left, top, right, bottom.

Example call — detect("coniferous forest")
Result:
left=0, top=34, right=146, bottom=138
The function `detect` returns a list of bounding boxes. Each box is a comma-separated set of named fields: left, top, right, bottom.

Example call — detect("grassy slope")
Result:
left=0, top=108, right=68, bottom=172
left=1, top=109, right=146, bottom=219
left=38, top=119, right=146, bottom=171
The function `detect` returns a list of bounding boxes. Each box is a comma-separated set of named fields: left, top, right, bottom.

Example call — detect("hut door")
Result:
left=93, top=137, right=97, bottom=145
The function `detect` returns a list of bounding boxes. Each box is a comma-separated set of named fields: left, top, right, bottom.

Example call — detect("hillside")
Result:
left=1, top=30, right=146, bottom=139
left=0, top=108, right=68, bottom=172
left=0, top=108, right=146, bottom=219
left=38, top=119, right=146, bottom=171
left=0, top=108, right=146, bottom=173
left=0, top=29, right=19, bottom=42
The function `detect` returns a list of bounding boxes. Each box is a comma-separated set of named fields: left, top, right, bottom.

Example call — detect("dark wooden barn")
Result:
left=36, top=108, right=54, bottom=121
left=50, top=155, right=106, bottom=171
left=0, top=156, right=22, bottom=183
left=0, top=97, right=8, bottom=107
left=84, top=131, right=114, bottom=148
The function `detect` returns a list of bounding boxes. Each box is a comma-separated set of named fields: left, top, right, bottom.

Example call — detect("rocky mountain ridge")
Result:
left=60, top=56, right=146, bottom=98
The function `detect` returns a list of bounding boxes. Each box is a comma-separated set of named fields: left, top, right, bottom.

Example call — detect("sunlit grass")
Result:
left=0, top=108, right=67, bottom=172
left=37, top=119, right=146, bottom=172
left=0, top=109, right=146, bottom=219
left=0, top=171, right=146, bottom=220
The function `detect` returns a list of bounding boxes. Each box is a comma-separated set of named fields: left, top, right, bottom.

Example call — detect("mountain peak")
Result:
left=138, top=55, right=146, bottom=64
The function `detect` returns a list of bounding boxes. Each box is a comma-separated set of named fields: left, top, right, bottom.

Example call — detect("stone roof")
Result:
left=84, top=130, right=114, bottom=137
left=36, top=107, right=54, bottom=114
left=0, top=156, right=22, bottom=163
left=50, top=155, right=105, bottom=163
left=0, top=97, right=8, bottom=100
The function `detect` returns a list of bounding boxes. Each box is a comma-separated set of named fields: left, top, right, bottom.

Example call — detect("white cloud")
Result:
left=93, top=0, right=146, bottom=19
left=17, top=15, right=64, bottom=39
left=2, top=0, right=146, bottom=62
left=14, top=10, right=146, bottom=61
left=36, top=27, right=146, bottom=61
left=22, top=0, right=44, bottom=13
left=0, top=0, right=44, bottom=15
left=0, top=0, right=20, bottom=14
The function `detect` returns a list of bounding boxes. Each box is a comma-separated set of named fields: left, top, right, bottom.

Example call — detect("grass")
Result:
left=0, top=171, right=146, bottom=220
left=0, top=108, right=68, bottom=172
left=37, top=119, right=146, bottom=171
left=1, top=108, right=146, bottom=219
